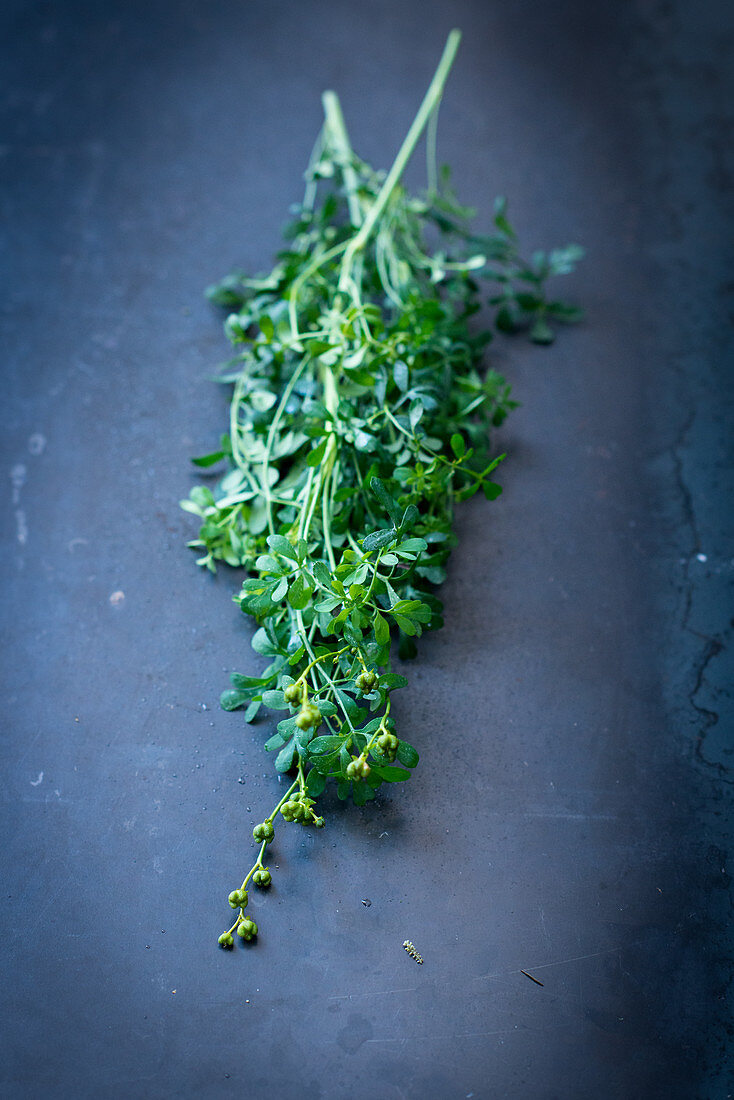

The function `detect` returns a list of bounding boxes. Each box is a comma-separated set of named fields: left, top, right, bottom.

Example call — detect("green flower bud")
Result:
left=228, top=888, right=248, bottom=909
left=253, top=868, right=272, bottom=886
left=377, top=731, right=398, bottom=759
left=218, top=932, right=234, bottom=948
left=356, top=670, right=377, bottom=693
left=253, top=820, right=275, bottom=842
left=295, top=704, right=321, bottom=730
left=284, top=683, right=301, bottom=704
left=237, top=918, right=258, bottom=941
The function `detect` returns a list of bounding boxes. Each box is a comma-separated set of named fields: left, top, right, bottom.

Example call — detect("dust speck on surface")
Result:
left=109, top=590, right=125, bottom=606
left=28, top=433, right=47, bottom=455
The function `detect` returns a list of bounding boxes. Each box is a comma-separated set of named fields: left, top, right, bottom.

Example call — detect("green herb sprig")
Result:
left=181, top=30, right=583, bottom=947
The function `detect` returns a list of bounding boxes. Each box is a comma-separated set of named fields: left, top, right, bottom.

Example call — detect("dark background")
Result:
left=2, top=1, right=732, bottom=1097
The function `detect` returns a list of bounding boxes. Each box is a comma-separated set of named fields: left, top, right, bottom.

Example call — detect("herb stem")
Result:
left=322, top=91, right=363, bottom=228
left=338, top=28, right=462, bottom=289
left=297, top=645, right=350, bottom=684
left=262, top=358, right=309, bottom=534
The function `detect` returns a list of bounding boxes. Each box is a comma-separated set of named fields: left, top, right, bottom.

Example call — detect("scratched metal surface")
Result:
left=1, top=1, right=732, bottom=1097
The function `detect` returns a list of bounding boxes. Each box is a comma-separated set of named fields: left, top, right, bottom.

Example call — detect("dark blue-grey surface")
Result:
left=1, top=1, right=732, bottom=1097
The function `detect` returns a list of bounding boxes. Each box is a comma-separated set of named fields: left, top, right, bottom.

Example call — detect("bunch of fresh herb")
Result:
left=181, top=30, right=583, bottom=947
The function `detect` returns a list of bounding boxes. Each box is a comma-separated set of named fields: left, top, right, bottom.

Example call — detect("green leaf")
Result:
left=374, top=613, right=390, bottom=646
left=267, top=534, right=299, bottom=561
left=495, top=305, right=518, bottom=333
left=450, top=433, right=466, bottom=459
left=371, top=765, right=410, bottom=782
left=547, top=301, right=584, bottom=323
left=397, top=537, right=427, bottom=555
left=352, top=781, right=367, bottom=805
left=370, top=477, right=402, bottom=526
left=314, top=595, right=341, bottom=612
left=229, top=672, right=272, bottom=690
left=530, top=318, right=554, bottom=345
left=272, top=576, right=289, bottom=602
left=250, top=389, right=278, bottom=412
left=515, top=292, right=543, bottom=311
left=396, top=741, right=419, bottom=768
left=312, top=561, right=333, bottom=587
left=380, top=673, right=408, bottom=690
left=191, top=450, right=226, bottom=468
left=261, top=689, right=289, bottom=710
left=245, top=700, right=261, bottom=723
left=277, top=716, right=298, bottom=738
left=189, top=486, right=216, bottom=509
left=305, top=770, right=326, bottom=796
left=417, top=565, right=446, bottom=585
left=275, top=738, right=296, bottom=773
left=251, top=627, right=281, bottom=656
left=287, top=574, right=312, bottom=610
left=354, top=429, right=377, bottom=451
left=548, top=244, right=584, bottom=275
left=307, top=437, right=329, bottom=467
left=363, top=528, right=396, bottom=552
left=220, top=689, right=250, bottom=711
left=308, top=735, right=345, bottom=755
left=399, top=504, right=419, bottom=532
left=295, top=725, right=314, bottom=755
left=393, top=361, right=409, bottom=391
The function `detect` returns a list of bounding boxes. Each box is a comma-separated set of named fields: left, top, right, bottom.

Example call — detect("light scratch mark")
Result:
left=329, top=986, right=418, bottom=1000
left=30, top=771, right=43, bottom=786
left=474, top=942, right=639, bottom=984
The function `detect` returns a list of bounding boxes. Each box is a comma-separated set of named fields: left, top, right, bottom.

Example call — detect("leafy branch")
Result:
left=181, top=28, right=583, bottom=947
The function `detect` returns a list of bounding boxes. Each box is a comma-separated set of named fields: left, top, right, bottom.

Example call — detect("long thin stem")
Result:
left=322, top=91, right=363, bottom=228
left=426, top=101, right=440, bottom=196
left=338, top=28, right=462, bottom=289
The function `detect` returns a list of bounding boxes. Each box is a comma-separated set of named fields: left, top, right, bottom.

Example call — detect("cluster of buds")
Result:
left=252, top=820, right=275, bottom=843
left=284, top=679, right=322, bottom=731
left=346, top=755, right=371, bottom=781
left=295, top=703, right=321, bottom=730
left=355, top=669, right=378, bottom=694
left=377, top=730, right=399, bottom=762
left=280, top=794, right=324, bottom=827
left=219, top=855, right=274, bottom=946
